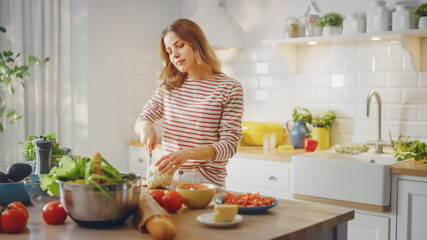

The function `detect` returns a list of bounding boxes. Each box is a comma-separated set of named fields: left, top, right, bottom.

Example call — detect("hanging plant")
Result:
left=0, top=26, right=49, bottom=132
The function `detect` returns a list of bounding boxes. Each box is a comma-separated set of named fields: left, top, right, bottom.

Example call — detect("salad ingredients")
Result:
left=392, top=135, right=427, bottom=162
left=221, top=192, right=276, bottom=207
left=334, top=143, right=369, bottom=154
left=7, top=201, right=29, bottom=220
left=19, top=132, right=66, bottom=165
left=42, top=201, right=68, bottom=224
left=150, top=189, right=165, bottom=205
left=161, top=191, right=183, bottom=212
left=1, top=203, right=28, bottom=233
left=146, top=164, right=173, bottom=189
left=40, top=153, right=136, bottom=222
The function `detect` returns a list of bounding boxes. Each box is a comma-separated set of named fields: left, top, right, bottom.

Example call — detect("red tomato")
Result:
left=150, top=189, right=165, bottom=205
left=304, top=138, right=318, bottom=152
left=42, top=201, right=68, bottom=224
left=1, top=208, right=27, bottom=233
left=8, top=201, right=29, bottom=220
left=161, top=191, right=183, bottom=213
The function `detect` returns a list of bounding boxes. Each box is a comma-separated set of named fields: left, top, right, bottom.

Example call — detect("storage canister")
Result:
left=367, top=0, right=390, bottom=33
left=284, top=15, right=300, bottom=38
left=343, top=13, right=366, bottom=35
left=392, top=4, right=415, bottom=31
left=305, top=14, right=321, bottom=37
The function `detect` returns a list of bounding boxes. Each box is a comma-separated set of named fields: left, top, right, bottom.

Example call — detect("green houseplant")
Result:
left=316, top=13, right=344, bottom=36
left=311, top=110, right=336, bottom=151
left=414, top=3, right=427, bottom=18
left=0, top=26, right=49, bottom=132
left=414, top=3, right=427, bottom=29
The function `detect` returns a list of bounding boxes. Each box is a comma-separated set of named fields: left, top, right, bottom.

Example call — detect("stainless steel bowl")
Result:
left=58, top=174, right=141, bottom=228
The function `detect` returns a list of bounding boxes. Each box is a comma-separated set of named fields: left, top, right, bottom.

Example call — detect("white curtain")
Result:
left=0, top=0, right=73, bottom=156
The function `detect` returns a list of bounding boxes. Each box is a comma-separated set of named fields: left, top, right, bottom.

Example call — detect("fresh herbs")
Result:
left=311, top=110, right=336, bottom=130
left=414, top=3, right=427, bottom=18
left=292, top=107, right=312, bottom=124
left=292, top=107, right=336, bottom=130
left=18, top=132, right=66, bottom=165
left=315, top=12, right=344, bottom=27
left=391, top=135, right=427, bottom=162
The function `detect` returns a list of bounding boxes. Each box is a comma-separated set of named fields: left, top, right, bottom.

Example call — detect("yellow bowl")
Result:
left=241, top=122, right=284, bottom=146
left=176, top=183, right=216, bottom=209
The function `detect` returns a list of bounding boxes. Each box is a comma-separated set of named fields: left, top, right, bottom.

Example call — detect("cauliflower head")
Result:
left=146, top=164, right=173, bottom=189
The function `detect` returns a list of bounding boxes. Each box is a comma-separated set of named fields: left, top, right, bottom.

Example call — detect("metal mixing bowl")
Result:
left=58, top=174, right=141, bottom=228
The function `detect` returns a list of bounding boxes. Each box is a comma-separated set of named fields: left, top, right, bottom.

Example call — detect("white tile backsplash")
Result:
left=128, top=39, right=427, bottom=143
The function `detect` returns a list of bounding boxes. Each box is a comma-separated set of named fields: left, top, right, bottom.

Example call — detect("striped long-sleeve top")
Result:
left=139, top=73, right=244, bottom=187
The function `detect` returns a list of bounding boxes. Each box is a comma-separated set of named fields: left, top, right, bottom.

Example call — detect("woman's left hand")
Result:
left=155, top=149, right=191, bottom=175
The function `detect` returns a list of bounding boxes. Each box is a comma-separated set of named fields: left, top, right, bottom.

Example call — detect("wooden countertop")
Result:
left=391, top=159, right=427, bottom=177
left=126, top=140, right=307, bottom=163
left=12, top=191, right=354, bottom=240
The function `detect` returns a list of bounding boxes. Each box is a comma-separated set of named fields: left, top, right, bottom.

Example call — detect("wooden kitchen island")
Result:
left=8, top=192, right=354, bottom=240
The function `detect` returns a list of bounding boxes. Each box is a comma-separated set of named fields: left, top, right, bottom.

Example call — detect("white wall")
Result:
left=84, top=0, right=182, bottom=169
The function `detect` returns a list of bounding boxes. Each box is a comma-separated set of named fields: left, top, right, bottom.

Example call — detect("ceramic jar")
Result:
left=322, top=26, right=342, bottom=36
left=392, top=4, right=415, bottom=31
left=419, top=17, right=427, bottom=29
left=367, top=0, right=390, bottom=33
left=343, top=13, right=365, bottom=35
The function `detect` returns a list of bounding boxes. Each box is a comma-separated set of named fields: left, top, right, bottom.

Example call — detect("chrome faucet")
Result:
left=366, top=90, right=390, bottom=153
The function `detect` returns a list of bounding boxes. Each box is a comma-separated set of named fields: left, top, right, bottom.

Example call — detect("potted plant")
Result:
left=0, top=26, right=49, bottom=132
left=311, top=110, right=336, bottom=151
left=414, top=3, right=427, bottom=28
left=286, top=107, right=312, bottom=149
left=315, top=12, right=344, bottom=36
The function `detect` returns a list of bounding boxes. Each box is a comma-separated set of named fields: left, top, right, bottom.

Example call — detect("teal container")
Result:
left=286, top=120, right=309, bottom=149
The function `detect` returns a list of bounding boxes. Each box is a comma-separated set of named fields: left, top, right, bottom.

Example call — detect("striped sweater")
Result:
left=139, top=73, right=244, bottom=187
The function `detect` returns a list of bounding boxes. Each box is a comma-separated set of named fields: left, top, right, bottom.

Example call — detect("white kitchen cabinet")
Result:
left=128, top=145, right=161, bottom=178
left=226, top=157, right=291, bottom=199
left=396, top=177, right=427, bottom=240
left=263, top=29, right=427, bottom=74
left=348, top=212, right=390, bottom=240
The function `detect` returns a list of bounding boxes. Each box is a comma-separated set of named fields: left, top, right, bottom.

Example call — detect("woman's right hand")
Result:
left=135, top=118, right=158, bottom=155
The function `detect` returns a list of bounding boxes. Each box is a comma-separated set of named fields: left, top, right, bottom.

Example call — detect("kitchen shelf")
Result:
left=262, top=28, right=427, bottom=74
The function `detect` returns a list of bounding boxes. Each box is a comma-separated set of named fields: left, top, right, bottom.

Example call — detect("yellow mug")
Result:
left=311, top=127, right=329, bottom=151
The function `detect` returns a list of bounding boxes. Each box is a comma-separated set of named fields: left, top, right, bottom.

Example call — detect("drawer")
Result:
left=226, top=157, right=291, bottom=197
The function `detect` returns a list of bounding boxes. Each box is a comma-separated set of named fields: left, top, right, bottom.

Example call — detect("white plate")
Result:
left=196, top=213, right=243, bottom=228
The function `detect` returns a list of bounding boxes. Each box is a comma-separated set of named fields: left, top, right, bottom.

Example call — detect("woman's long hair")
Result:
left=159, top=18, right=221, bottom=91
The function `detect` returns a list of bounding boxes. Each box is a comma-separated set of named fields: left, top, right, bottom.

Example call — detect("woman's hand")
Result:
left=135, top=119, right=157, bottom=155
left=155, top=148, right=192, bottom=175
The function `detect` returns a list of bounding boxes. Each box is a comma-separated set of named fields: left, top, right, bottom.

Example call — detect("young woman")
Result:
left=134, top=18, right=244, bottom=188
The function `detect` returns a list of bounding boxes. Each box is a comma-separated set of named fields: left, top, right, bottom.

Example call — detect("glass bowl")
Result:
left=23, top=174, right=59, bottom=210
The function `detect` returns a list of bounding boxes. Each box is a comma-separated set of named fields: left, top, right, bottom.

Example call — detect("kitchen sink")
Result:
left=292, top=150, right=397, bottom=206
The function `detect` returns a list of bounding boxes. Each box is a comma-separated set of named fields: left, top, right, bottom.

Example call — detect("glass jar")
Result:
left=343, top=13, right=365, bottom=35
left=366, top=0, right=390, bottom=33
left=392, top=4, right=415, bottom=31
left=305, top=14, right=321, bottom=37
left=284, top=16, right=300, bottom=38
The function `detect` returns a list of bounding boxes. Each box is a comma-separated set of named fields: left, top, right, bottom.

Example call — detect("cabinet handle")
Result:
left=267, top=175, right=277, bottom=181
left=138, top=158, right=144, bottom=163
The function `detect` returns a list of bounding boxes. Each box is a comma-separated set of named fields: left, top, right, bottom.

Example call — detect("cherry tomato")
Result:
left=1, top=208, right=27, bottom=233
left=161, top=191, right=183, bottom=213
left=42, top=201, right=68, bottom=224
left=8, top=201, right=29, bottom=220
left=150, top=189, right=165, bottom=205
